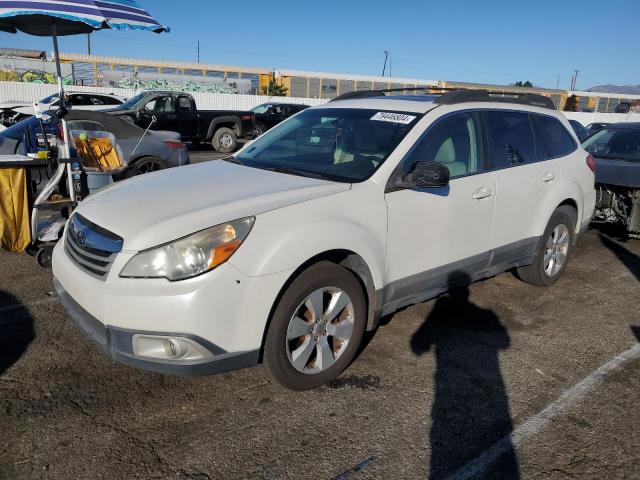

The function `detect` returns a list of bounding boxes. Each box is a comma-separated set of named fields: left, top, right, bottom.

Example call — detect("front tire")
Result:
left=264, top=262, right=367, bottom=390
left=211, top=127, right=237, bottom=153
left=517, top=207, right=576, bottom=286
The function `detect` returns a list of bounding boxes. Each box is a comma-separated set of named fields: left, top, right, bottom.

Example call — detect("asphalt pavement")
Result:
left=0, top=173, right=639, bottom=479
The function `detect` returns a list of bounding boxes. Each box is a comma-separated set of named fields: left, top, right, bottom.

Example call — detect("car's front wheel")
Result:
left=264, top=262, right=366, bottom=390
left=517, top=206, right=576, bottom=286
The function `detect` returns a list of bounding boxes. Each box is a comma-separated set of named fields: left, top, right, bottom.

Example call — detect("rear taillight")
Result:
left=163, top=140, right=186, bottom=150
left=241, top=115, right=251, bottom=121
left=586, top=154, right=596, bottom=173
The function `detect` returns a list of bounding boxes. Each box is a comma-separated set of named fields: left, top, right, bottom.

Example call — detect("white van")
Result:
left=52, top=89, right=596, bottom=390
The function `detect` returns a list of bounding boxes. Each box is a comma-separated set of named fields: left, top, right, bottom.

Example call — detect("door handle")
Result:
left=542, top=171, right=556, bottom=182
left=472, top=187, right=493, bottom=200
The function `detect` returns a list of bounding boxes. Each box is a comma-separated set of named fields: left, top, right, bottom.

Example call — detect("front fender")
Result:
left=229, top=189, right=388, bottom=291
left=206, top=116, right=241, bottom=139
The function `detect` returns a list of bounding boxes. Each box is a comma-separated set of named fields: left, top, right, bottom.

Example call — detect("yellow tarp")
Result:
left=74, top=137, right=123, bottom=172
left=0, top=167, right=31, bottom=253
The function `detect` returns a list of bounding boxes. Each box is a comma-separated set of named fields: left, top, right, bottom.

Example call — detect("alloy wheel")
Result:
left=286, top=287, right=355, bottom=374
left=544, top=223, right=570, bottom=277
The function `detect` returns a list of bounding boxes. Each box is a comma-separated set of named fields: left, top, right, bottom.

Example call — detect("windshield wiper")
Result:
left=262, top=165, right=330, bottom=180
left=222, top=156, right=244, bottom=165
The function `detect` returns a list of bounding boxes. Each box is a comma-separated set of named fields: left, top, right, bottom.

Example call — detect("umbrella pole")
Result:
left=51, top=26, right=75, bottom=203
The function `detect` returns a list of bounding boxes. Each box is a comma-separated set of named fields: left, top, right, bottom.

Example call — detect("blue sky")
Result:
left=2, top=0, right=638, bottom=90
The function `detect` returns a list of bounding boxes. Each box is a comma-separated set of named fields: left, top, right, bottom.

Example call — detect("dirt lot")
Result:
left=1, top=218, right=639, bottom=479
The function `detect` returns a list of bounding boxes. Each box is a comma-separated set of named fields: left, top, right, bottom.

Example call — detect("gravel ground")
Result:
left=1, top=214, right=639, bottom=479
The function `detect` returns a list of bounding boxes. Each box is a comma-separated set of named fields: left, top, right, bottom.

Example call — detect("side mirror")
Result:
left=404, top=161, right=450, bottom=188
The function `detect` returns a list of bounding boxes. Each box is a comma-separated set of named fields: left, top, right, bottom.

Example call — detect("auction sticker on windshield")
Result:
left=370, top=112, right=416, bottom=124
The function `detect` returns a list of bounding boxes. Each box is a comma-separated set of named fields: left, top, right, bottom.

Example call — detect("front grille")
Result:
left=65, top=214, right=123, bottom=280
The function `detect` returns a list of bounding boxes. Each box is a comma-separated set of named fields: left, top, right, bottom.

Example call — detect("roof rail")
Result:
left=330, top=86, right=556, bottom=110
left=330, top=86, right=444, bottom=102
left=435, top=89, right=556, bottom=110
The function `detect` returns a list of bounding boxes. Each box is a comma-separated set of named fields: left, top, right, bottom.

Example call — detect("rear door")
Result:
left=486, top=110, right=563, bottom=257
left=385, top=111, right=496, bottom=303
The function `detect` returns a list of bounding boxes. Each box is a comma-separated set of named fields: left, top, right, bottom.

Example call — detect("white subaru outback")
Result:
left=52, top=89, right=596, bottom=390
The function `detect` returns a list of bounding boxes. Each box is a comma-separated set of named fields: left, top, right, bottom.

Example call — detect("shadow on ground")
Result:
left=0, top=290, right=35, bottom=375
left=410, top=271, right=520, bottom=479
left=598, top=232, right=640, bottom=281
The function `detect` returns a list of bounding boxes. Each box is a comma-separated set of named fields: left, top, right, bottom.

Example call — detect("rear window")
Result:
left=533, top=115, right=576, bottom=159
left=486, top=111, right=535, bottom=168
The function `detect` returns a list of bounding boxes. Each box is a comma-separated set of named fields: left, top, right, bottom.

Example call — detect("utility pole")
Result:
left=389, top=56, right=392, bottom=78
left=570, top=69, right=579, bottom=90
left=87, top=33, right=91, bottom=55
left=556, top=74, right=560, bottom=90
left=381, top=50, right=389, bottom=77
left=197, top=40, right=200, bottom=63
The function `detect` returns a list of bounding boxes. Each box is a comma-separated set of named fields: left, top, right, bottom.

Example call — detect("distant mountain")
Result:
left=588, top=84, right=640, bottom=94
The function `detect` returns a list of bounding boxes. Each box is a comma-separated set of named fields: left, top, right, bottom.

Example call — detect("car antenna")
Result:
left=131, top=115, right=157, bottom=158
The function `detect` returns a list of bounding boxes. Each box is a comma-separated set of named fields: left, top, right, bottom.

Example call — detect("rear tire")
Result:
left=124, top=156, right=167, bottom=178
left=264, top=262, right=367, bottom=390
left=211, top=127, right=237, bottom=153
left=36, top=245, right=53, bottom=269
left=254, top=123, right=267, bottom=137
left=517, top=206, right=576, bottom=286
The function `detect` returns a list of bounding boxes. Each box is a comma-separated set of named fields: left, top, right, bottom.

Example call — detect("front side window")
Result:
left=144, top=96, right=174, bottom=113
left=404, top=112, right=482, bottom=178
left=235, top=108, right=420, bottom=182
left=69, top=95, right=88, bottom=106
left=486, top=111, right=535, bottom=168
left=533, top=115, right=577, bottom=159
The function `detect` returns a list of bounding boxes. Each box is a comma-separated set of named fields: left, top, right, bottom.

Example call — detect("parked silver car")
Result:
left=0, top=109, right=190, bottom=177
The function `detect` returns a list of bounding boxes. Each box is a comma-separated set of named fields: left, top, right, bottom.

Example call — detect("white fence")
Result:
left=0, top=81, right=328, bottom=110
left=562, top=111, right=640, bottom=125
left=1, top=81, right=639, bottom=125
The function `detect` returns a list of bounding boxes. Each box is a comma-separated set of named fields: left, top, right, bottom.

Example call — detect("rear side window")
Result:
left=532, top=115, right=577, bottom=159
left=486, top=111, right=535, bottom=168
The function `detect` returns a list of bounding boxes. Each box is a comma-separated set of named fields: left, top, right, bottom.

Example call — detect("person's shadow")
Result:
left=411, top=271, right=519, bottom=479
left=0, top=289, right=35, bottom=375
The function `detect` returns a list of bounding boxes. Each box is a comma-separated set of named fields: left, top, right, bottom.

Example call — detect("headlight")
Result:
left=120, top=217, right=254, bottom=281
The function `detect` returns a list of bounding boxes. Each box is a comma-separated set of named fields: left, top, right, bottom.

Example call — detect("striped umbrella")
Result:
left=0, top=0, right=167, bottom=203
left=0, top=1, right=168, bottom=35
left=0, top=0, right=168, bottom=94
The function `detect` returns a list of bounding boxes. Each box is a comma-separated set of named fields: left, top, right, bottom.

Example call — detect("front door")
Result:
left=385, top=111, right=496, bottom=306
left=175, top=95, right=199, bottom=139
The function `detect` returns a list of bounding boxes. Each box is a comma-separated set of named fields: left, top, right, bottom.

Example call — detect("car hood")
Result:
left=74, top=160, right=350, bottom=251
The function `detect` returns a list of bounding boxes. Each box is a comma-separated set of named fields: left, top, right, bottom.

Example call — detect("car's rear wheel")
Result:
left=254, top=123, right=267, bottom=136
left=517, top=206, right=576, bottom=286
left=124, top=156, right=167, bottom=178
left=212, top=127, right=237, bottom=153
left=264, top=261, right=366, bottom=390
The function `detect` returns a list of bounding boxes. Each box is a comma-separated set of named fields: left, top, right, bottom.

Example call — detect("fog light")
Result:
left=164, top=338, right=187, bottom=358
left=132, top=334, right=214, bottom=362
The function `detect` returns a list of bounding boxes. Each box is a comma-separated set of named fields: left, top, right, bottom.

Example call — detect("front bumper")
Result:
left=54, top=278, right=259, bottom=375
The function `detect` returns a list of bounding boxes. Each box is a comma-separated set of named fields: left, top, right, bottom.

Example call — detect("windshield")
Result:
left=583, top=128, right=640, bottom=161
left=39, top=93, right=59, bottom=104
left=251, top=103, right=270, bottom=114
left=113, top=92, right=148, bottom=110
left=235, top=108, right=420, bottom=182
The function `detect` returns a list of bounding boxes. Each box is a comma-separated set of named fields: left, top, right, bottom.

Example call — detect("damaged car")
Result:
left=584, top=123, right=640, bottom=237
